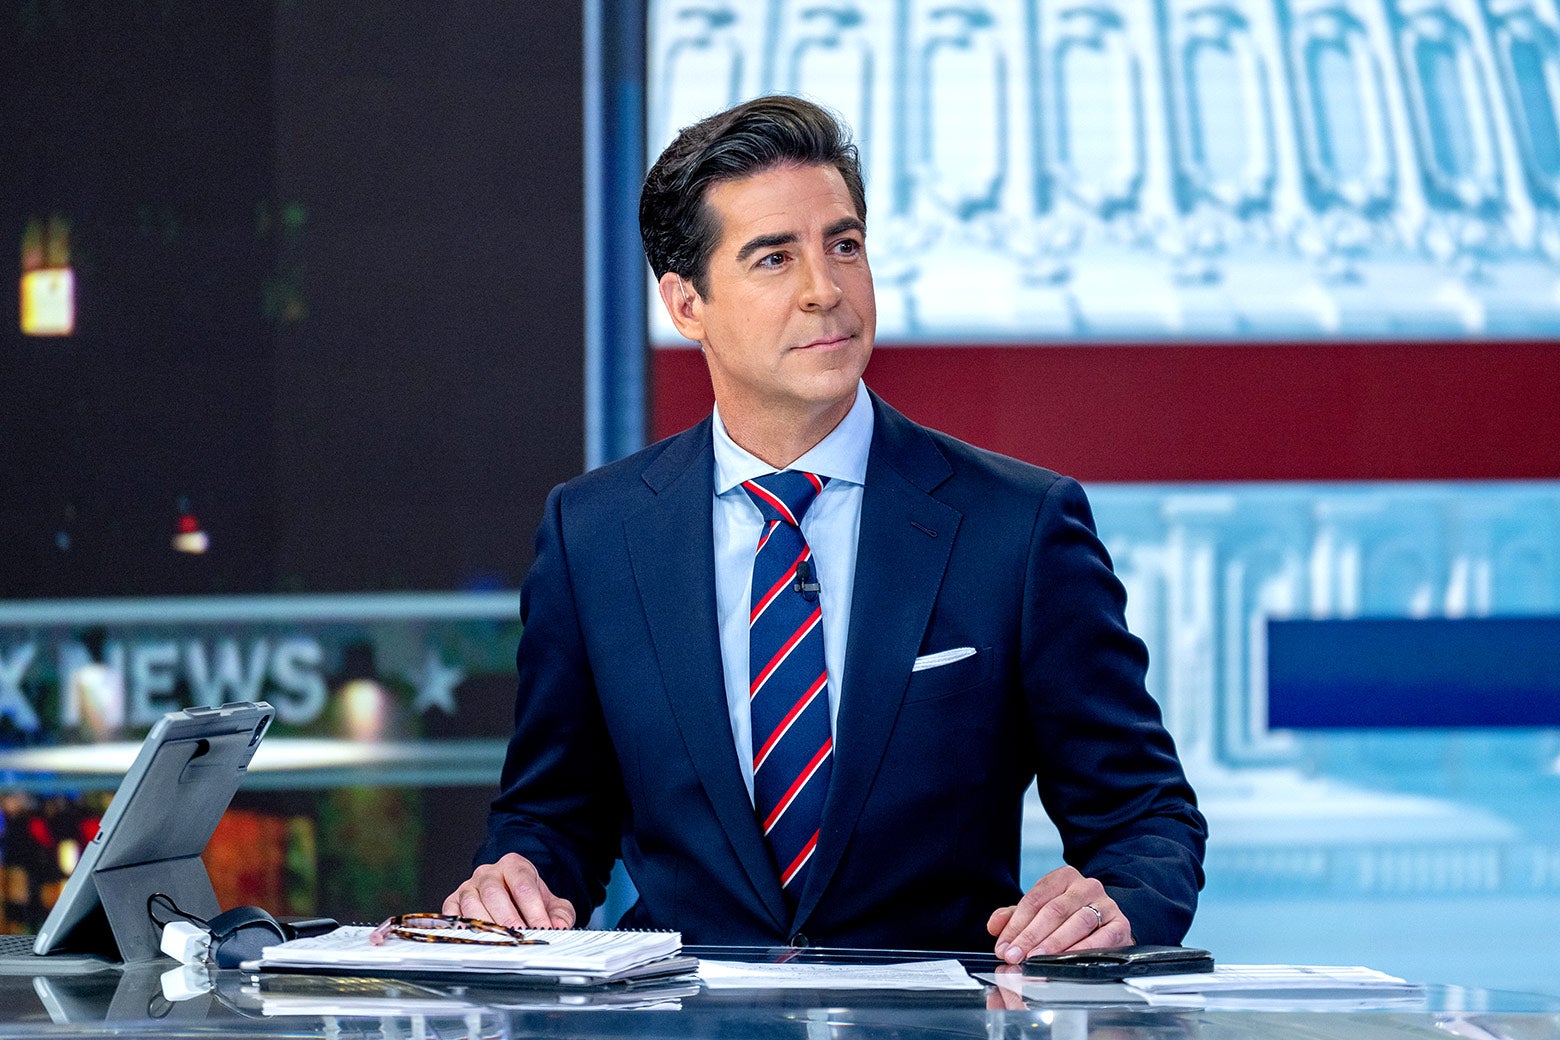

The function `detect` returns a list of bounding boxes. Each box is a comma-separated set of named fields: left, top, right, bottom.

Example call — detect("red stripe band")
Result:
left=753, top=672, right=828, bottom=773
left=750, top=606, right=823, bottom=698
left=750, top=545, right=810, bottom=625
left=755, top=520, right=778, bottom=554
left=780, top=831, right=820, bottom=888
left=763, top=737, right=833, bottom=833
left=742, top=480, right=798, bottom=526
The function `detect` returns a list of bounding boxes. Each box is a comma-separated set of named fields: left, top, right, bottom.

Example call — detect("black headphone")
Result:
left=204, top=906, right=288, bottom=968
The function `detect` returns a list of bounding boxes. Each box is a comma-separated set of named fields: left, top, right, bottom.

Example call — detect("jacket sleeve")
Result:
left=474, top=483, right=623, bottom=919
left=1022, top=476, right=1208, bottom=945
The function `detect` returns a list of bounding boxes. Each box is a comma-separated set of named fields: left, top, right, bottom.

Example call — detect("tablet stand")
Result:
left=93, top=858, right=222, bottom=964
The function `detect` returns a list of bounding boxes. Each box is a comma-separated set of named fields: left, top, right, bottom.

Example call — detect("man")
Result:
left=446, top=95, right=1205, bottom=960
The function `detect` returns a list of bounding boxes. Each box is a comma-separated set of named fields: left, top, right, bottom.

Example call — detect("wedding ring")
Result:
left=1084, top=903, right=1103, bottom=931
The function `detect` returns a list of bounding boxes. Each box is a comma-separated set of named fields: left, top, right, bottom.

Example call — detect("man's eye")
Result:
left=835, top=239, right=861, bottom=255
left=757, top=252, right=786, bottom=268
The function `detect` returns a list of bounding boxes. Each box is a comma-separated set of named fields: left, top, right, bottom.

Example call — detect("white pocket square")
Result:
left=911, top=647, right=977, bottom=672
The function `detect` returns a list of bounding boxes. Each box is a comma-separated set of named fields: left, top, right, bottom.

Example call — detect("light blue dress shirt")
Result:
left=712, top=380, right=873, bottom=802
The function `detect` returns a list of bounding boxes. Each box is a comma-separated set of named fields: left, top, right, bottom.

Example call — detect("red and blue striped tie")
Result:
left=742, top=471, right=832, bottom=907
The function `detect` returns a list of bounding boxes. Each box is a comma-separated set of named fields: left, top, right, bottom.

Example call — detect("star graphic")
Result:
left=411, top=650, right=465, bottom=715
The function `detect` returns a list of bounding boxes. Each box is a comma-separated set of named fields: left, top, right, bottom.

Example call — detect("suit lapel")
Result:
left=623, top=420, right=788, bottom=930
left=794, top=396, right=962, bottom=926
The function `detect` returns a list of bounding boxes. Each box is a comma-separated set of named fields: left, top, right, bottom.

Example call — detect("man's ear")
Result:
left=657, top=272, right=704, bottom=344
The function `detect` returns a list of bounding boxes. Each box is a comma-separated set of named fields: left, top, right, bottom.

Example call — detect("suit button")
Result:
left=789, top=933, right=809, bottom=948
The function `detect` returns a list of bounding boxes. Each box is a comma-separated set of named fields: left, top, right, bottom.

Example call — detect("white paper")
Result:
left=697, top=958, right=982, bottom=991
left=1125, top=964, right=1417, bottom=995
left=1119, top=965, right=1427, bottom=1011
left=1138, top=992, right=1429, bottom=1011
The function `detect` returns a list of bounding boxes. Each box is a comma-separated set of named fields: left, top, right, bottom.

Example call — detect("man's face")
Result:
left=660, top=162, right=875, bottom=427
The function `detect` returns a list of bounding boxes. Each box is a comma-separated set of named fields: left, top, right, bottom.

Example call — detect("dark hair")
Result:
left=639, top=95, right=866, bottom=295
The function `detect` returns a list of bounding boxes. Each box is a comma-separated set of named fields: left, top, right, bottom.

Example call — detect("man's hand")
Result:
left=987, top=865, right=1132, bottom=963
left=442, top=852, right=576, bottom=929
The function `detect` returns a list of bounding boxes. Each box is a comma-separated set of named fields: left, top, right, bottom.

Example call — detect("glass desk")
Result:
left=2, top=946, right=1558, bottom=1039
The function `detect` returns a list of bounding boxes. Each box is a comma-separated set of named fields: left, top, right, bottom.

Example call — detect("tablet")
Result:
left=8, top=701, right=273, bottom=970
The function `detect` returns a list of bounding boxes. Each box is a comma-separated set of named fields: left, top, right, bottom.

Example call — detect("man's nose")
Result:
left=797, top=254, right=843, bottom=309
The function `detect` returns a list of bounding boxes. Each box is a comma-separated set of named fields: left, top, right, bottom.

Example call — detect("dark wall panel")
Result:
left=269, top=2, right=585, bottom=592
left=0, top=2, right=277, bottom=596
left=1, top=2, right=584, bottom=597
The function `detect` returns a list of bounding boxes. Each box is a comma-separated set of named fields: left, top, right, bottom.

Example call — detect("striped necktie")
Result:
left=741, top=470, right=832, bottom=907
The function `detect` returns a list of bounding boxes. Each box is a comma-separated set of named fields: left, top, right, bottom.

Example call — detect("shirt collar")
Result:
left=713, top=380, right=873, bottom=495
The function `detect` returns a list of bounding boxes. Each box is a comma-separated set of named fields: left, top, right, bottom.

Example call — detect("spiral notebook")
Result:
left=252, top=926, right=692, bottom=987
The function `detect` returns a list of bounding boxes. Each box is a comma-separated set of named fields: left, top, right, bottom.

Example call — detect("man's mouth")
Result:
left=796, top=334, right=854, bottom=351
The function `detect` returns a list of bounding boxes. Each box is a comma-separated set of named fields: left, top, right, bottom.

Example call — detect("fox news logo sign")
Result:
left=0, top=593, right=518, bottom=738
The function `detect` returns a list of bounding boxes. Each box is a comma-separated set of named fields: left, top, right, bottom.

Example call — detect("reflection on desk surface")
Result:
left=23, top=964, right=214, bottom=1026
left=243, top=973, right=699, bottom=1014
left=1, top=955, right=1559, bottom=1040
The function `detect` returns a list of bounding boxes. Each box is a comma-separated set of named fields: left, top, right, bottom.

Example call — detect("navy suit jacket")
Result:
left=478, top=392, right=1206, bottom=950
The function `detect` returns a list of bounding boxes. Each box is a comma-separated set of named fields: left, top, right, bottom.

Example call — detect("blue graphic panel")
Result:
left=1269, top=616, right=1560, bottom=726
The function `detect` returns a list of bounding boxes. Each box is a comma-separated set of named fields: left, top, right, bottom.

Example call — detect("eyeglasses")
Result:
left=367, top=913, right=550, bottom=946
